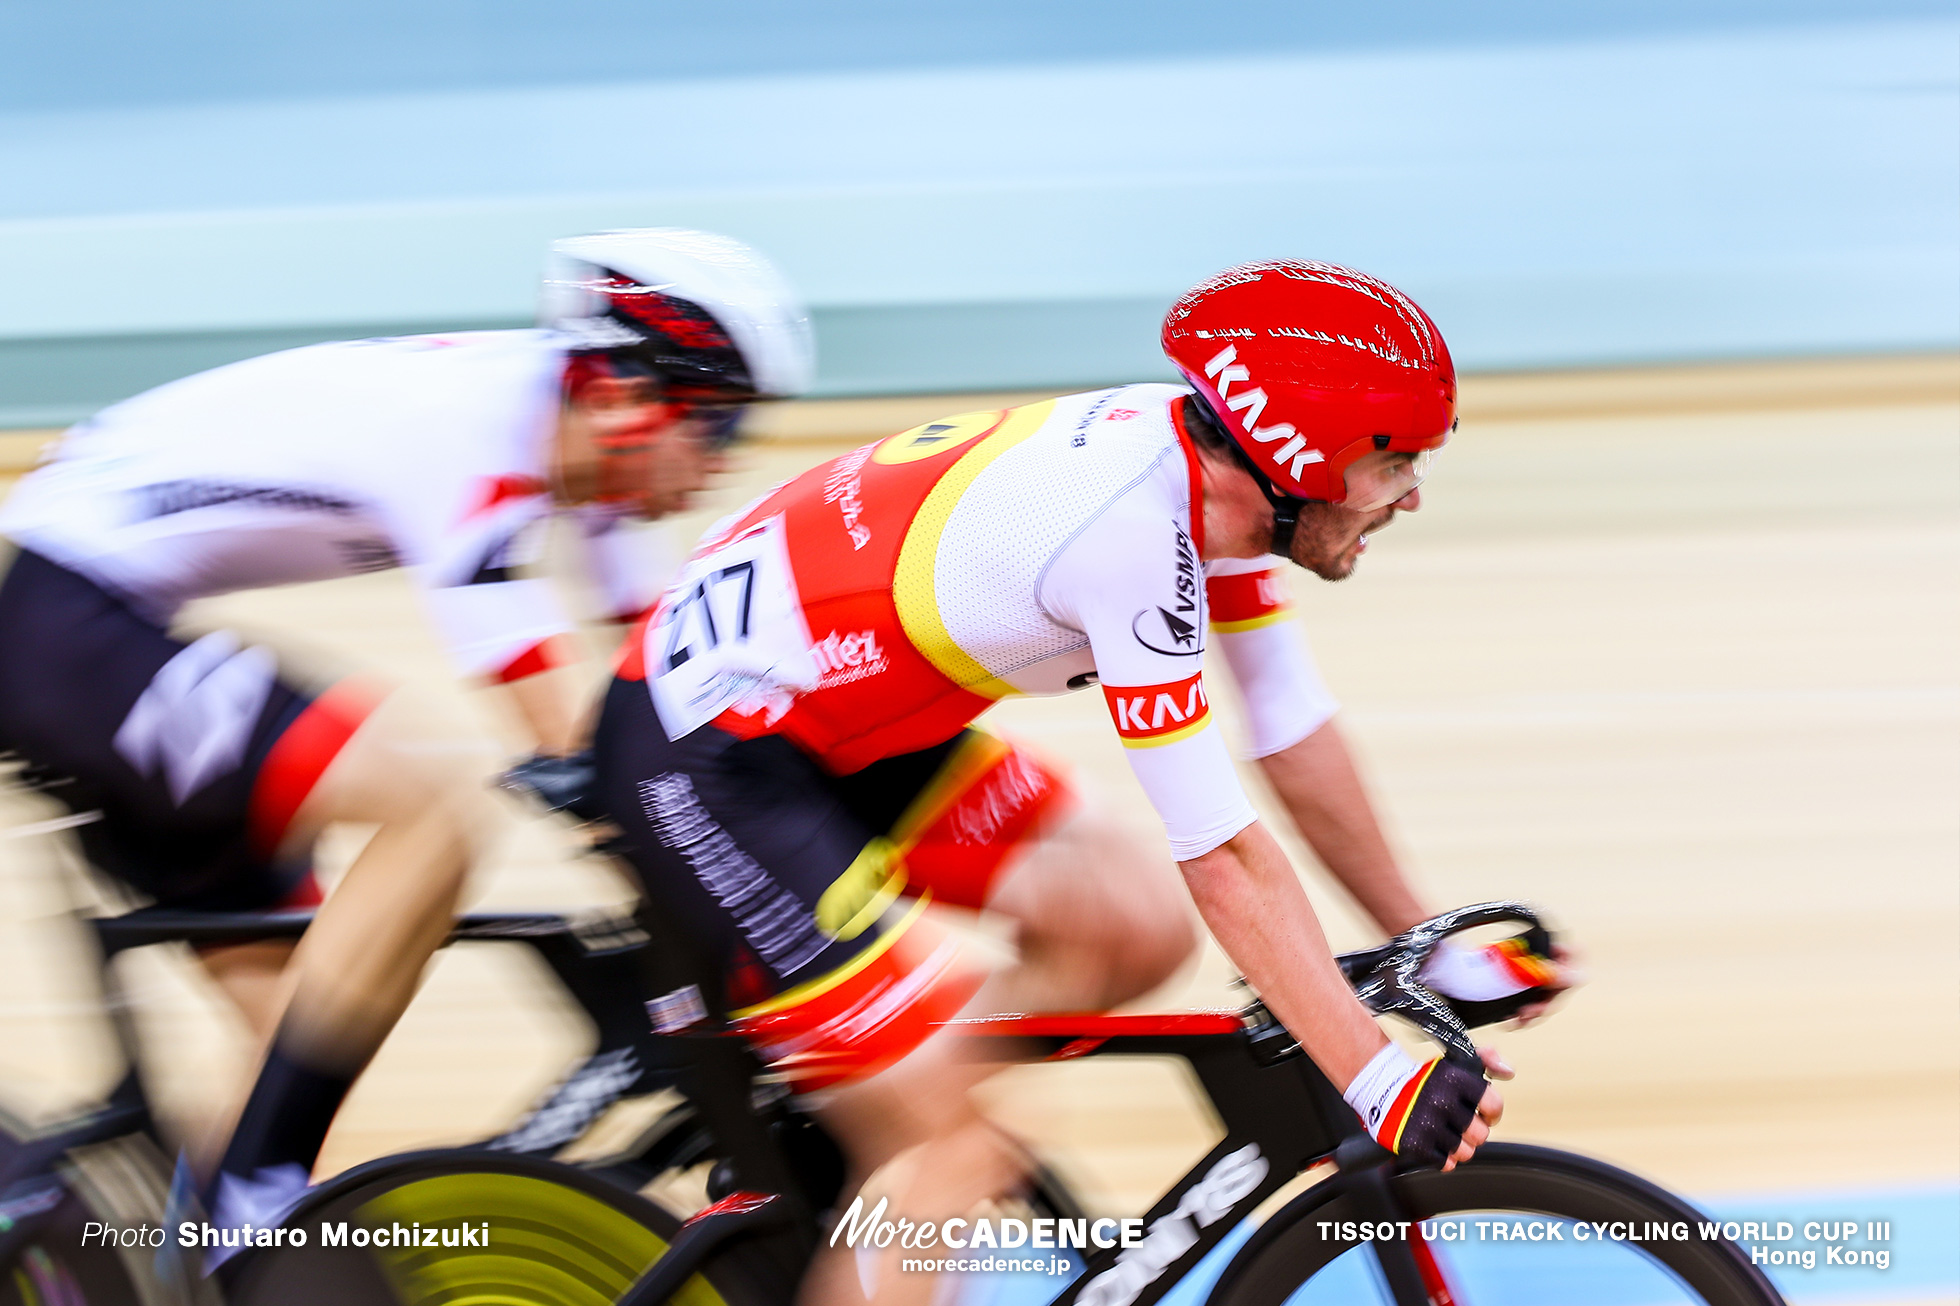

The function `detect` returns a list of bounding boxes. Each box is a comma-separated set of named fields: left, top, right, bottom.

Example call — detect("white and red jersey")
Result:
left=0, top=331, right=665, bottom=682
left=622, top=385, right=1339, bottom=859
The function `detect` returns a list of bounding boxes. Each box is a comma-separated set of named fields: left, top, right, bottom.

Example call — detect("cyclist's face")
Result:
left=597, top=408, right=729, bottom=519
left=1288, top=484, right=1421, bottom=580
left=574, top=383, right=737, bottom=519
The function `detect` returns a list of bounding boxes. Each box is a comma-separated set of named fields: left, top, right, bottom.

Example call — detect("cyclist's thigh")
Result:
left=0, top=548, right=348, bottom=910
left=837, top=729, right=1077, bottom=911
left=859, top=728, right=1189, bottom=960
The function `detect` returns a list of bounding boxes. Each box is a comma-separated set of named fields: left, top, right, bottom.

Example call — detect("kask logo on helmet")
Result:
left=1202, top=345, right=1325, bottom=484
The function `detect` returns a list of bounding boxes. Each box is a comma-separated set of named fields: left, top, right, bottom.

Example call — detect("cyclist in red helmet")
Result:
left=595, top=260, right=1572, bottom=1306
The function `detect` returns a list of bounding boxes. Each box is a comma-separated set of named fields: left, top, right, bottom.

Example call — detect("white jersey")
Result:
left=0, top=331, right=664, bottom=679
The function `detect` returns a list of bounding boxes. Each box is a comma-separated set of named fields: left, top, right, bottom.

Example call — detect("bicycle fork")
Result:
left=1329, top=1135, right=1459, bottom=1306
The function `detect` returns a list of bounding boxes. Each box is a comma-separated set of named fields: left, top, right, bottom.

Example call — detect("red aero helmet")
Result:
left=1162, top=261, right=1456, bottom=504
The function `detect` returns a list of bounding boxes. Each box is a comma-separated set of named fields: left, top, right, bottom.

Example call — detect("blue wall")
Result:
left=1, top=5, right=1954, bottom=424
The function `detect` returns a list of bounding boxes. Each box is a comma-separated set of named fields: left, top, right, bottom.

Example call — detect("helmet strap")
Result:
left=1180, top=394, right=1312, bottom=559
left=1222, top=434, right=1309, bottom=559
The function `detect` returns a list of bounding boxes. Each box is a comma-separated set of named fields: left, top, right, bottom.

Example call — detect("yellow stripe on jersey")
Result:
left=1118, top=714, right=1213, bottom=749
left=892, top=399, right=1058, bottom=697
left=1209, top=611, right=1292, bottom=634
left=1206, top=569, right=1292, bottom=634
left=887, top=731, right=1011, bottom=849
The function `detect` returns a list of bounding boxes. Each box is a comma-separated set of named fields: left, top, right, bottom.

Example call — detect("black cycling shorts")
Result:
left=0, top=548, right=354, bottom=910
left=593, top=674, right=1072, bottom=1011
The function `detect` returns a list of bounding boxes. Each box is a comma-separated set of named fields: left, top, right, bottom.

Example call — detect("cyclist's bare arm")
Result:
left=1256, top=717, right=1431, bottom=936
left=491, top=638, right=590, bottom=755
left=1178, top=818, right=1390, bottom=1088
left=1260, top=721, right=1579, bottom=1018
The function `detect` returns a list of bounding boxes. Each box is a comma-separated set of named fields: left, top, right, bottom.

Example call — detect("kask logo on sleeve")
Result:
left=1102, top=674, right=1211, bottom=748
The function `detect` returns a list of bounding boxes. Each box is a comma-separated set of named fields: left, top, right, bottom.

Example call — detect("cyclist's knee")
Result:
left=993, top=806, right=1197, bottom=998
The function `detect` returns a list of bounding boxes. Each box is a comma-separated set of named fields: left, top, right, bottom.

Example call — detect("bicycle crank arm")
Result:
left=617, top=1191, right=793, bottom=1306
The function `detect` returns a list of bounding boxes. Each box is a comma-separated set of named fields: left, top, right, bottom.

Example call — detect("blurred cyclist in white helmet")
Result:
left=0, top=227, right=811, bottom=1252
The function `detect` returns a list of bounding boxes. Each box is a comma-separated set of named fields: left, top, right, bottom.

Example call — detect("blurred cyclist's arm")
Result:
left=1257, top=720, right=1428, bottom=935
left=567, top=505, right=675, bottom=625
left=491, top=643, right=589, bottom=755
left=1210, top=565, right=1575, bottom=1011
left=1206, top=562, right=1429, bottom=935
left=1179, top=820, right=1389, bottom=1085
left=483, top=510, right=675, bottom=756
left=396, top=495, right=593, bottom=755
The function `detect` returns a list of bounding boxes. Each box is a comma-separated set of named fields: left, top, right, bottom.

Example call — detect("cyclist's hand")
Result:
left=1420, top=932, right=1580, bottom=1027
left=1511, top=941, right=1582, bottom=1027
left=498, top=750, right=609, bottom=823
left=1345, top=1044, right=1507, bottom=1170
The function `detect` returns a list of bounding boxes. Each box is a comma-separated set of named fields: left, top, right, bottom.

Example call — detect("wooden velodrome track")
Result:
left=1, top=357, right=1954, bottom=1267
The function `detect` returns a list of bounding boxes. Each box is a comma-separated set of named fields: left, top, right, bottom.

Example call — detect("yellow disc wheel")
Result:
left=227, top=1152, right=763, bottom=1306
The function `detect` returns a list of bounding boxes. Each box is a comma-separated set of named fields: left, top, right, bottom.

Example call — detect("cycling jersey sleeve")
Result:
left=568, top=507, right=675, bottom=624
left=393, top=480, right=576, bottom=683
left=1205, top=558, right=1339, bottom=757
left=1043, top=497, right=1258, bottom=860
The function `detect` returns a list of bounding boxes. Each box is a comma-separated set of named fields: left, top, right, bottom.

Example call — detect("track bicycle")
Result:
left=0, top=896, right=1067, bottom=1305
left=212, top=901, right=1785, bottom=1306
left=1, top=759, right=1784, bottom=1306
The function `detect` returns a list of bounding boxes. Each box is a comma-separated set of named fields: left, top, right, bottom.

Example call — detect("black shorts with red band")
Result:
left=0, top=549, right=369, bottom=912
left=593, top=674, right=1072, bottom=1088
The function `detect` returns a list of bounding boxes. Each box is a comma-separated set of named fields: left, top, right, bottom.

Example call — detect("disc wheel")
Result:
left=226, top=1150, right=769, bottom=1306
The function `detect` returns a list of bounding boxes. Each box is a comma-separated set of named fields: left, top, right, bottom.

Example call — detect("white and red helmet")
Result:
left=542, top=228, right=815, bottom=401
left=1162, top=261, right=1455, bottom=505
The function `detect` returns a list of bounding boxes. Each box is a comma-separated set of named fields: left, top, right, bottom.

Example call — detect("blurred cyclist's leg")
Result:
left=800, top=739, right=1193, bottom=1306
left=0, top=549, right=485, bottom=1223
left=210, top=687, right=484, bottom=1219
left=872, top=733, right=1197, bottom=1016
left=596, top=691, right=1195, bottom=1306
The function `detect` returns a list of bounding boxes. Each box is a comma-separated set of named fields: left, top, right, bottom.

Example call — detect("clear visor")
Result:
left=1341, top=446, right=1436, bottom=512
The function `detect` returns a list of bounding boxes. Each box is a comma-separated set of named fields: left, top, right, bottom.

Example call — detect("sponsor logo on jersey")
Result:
left=1133, top=521, right=1206, bottom=654
left=1071, top=390, right=1120, bottom=447
left=872, top=410, right=1003, bottom=465
left=1102, top=674, right=1211, bottom=748
left=1171, top=522, right=1200, bottom=612
left=113, top=631, right=277, bottom=805
left=822, top=445, right=876, bottom=549
left=1131, top=606, right=1202, bottom=656
left=944, top=749, right=1055, bottom=847
left=138, top=480, right=361, bottom=519
left=1203, top=344, right=1326, bottom=481
left=811, top=629, right=889, bottom=687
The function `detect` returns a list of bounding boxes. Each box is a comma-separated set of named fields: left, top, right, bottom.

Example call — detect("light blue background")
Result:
left=1, top=3, right=1954, bottom=424
left=955, top=1181, right=1959, bottom=1306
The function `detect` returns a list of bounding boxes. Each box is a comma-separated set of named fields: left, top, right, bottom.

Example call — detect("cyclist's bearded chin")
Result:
left=1290, top=502, right=1396, bottom=581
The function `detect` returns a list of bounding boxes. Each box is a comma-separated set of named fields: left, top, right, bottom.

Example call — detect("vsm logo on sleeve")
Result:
left=1076, top=1144, right=1269, bottom=1306
left=1131, top=523, right=1204, bottom=656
